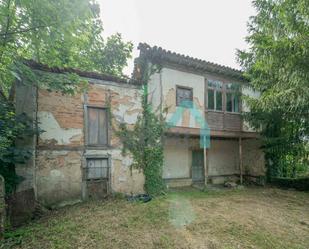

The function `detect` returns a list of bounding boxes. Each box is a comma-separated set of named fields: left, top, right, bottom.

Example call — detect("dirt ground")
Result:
left=2, top=187, right=309, bottom=249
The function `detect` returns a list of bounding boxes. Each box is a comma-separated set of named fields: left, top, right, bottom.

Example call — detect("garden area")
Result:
left=2, top=187, right=309, bottom=249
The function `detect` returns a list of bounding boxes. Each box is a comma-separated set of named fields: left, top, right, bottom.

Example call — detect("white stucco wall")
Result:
left=208, top=139, right=240, bottom=176
left=163, top=137, right=191, bottom=179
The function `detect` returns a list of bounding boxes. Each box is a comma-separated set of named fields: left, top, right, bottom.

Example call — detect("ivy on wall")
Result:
left=117, top=62, right=166, bottom=196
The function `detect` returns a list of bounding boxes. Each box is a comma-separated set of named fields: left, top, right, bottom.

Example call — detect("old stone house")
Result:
left=15, top=43, right=264, bottom=208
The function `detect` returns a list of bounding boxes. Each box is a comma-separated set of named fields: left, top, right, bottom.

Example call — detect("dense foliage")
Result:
left=0, top=101, right=34, bottom=193
left=0, top=0, right=133, bottom=95
left=117, top=63, right=166, bottom=196
left=238, top=0, right=309, bottom=179
left=271, top=177, right=309, bottom=191
left=0, top=0, right=133, bottom=192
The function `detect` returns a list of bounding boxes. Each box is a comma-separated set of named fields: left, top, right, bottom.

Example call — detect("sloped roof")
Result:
left=137, top=43, right=246, bottom=81
left=26, top=60, right=141, bottom=85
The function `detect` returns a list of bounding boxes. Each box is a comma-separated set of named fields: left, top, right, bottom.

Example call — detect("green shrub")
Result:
left=271, top=177, right=309, bottom=191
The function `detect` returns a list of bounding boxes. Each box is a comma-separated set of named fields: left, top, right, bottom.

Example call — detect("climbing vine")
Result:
left=117, top=62, right=166, bottom=196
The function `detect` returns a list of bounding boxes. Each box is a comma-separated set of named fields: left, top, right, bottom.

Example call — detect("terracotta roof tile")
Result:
left=137, top=43, right=246, bottom=81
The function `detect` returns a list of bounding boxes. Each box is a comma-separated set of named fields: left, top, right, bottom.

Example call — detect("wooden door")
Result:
left=192, top=150, right=205, bottom=183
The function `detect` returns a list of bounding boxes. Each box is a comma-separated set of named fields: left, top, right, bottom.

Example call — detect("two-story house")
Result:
left=135, top=43, right=265, bottom=187
left=14, top=44, right=265, bottom=210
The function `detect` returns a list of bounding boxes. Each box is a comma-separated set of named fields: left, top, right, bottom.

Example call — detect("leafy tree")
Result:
left=0, top=0, right=133, bottom=96
left=0, top=0, right=133, bottom=192
left=238, top=0, right=309, bottom=179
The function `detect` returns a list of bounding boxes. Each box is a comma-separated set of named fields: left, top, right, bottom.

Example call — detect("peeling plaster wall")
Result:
left=38, top=112, right=82, bottom=145
left=84, top=83, right=144, bottom=195
left=36, top=80, right=144, bottom=206
left=160, top=68, right=205, bottom=128
left=85, top=149, right=144, bottom=195
left=36, top=150, right=83, bottom=207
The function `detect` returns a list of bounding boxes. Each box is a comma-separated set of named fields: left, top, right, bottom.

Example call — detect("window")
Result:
left=87, top=107, right=108, bottom=146
left=226, top=83, right=240, bottom=113
left=207, top=80, right=223, bottom=111
left=207, top=90, right=214, bottom=110
left=226, top=93, right=233, bottom=112
left=216, top=91, right=223, bottom=110
left=176, top=86, right=193, bottom=107
left=85, top=158, right=109, bottom=180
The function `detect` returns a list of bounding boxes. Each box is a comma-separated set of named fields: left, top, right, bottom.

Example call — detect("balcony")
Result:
left=205, top=111, right=242, bottom=132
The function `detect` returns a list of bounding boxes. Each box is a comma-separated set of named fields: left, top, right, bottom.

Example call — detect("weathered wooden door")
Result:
left=192, top=150, right=205, bottom=183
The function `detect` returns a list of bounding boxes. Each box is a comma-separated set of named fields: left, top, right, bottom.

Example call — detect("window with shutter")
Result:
left=87, top=107, right=108, bottom=146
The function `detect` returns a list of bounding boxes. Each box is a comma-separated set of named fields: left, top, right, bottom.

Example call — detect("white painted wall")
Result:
left=208, top=139, right=240, bottom=176
left=163, top=137, right=191, bottom=179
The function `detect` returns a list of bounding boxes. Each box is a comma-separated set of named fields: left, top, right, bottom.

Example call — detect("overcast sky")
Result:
left=98, top=0, right=256, bottom=76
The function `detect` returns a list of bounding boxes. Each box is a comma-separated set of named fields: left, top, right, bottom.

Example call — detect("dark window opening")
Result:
left=226, top=92, right=240, bottom=113
left=216, top=91, right=223, bottom=111
left=226, top=93, right=233, bottom=112
left=176, top=86, right=193, bottom=107
left=207, top=90, right=214, bottom=110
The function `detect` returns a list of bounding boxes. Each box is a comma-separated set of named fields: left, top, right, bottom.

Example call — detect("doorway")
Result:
left=192, top=150, right=205, bottom=183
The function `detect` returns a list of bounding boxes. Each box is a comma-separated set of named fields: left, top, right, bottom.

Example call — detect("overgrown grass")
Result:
left=2, top=187, right=309, bottom=249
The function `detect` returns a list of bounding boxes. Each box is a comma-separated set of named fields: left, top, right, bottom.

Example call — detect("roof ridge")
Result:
left=137, top=43, right=245, bottom=79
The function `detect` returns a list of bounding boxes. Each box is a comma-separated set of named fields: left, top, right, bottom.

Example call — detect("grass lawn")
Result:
left=2, top=187, right=309, bottom=249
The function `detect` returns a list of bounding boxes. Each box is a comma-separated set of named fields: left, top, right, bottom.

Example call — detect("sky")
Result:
left=98, top=0, right=256, bottom=76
